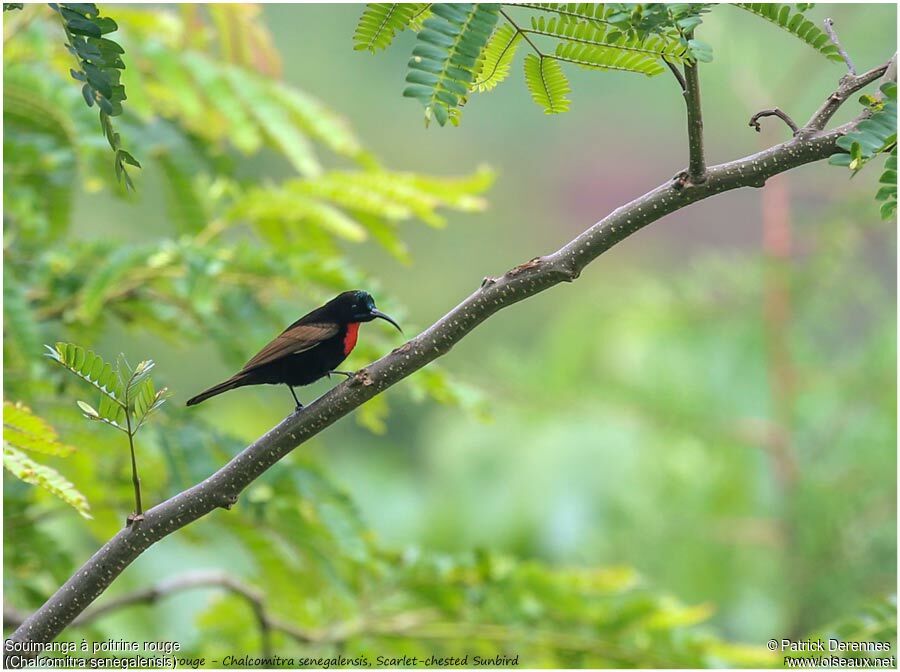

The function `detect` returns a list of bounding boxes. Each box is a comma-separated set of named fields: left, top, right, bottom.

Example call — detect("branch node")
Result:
left=507, top=257, right=542, bottom=277
left=671, top=170, right=690, bottom=191
left=352, top=369, right=374, bottom=387
left=481, top=275, right=497, bottom=288
left=217, top=493, right=239, bottom=510
left=392, top=342, right=413, bottom=355
left=748, top=108, right=800, bottom=136
left=823, top=18, right=856, bottom=75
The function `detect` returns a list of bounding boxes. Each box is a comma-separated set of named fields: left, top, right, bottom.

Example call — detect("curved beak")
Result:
left=370, top=309, right=402, bottom=333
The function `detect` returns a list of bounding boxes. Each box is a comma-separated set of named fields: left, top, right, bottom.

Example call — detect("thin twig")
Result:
left=749, top=108, right=800, bottom=135
left=4, top=572, right=435, bottom=656
left=665, top=59, right=687, bottom=92
left=802, top=62, right=889, bottom=133
left=499, top=8, right=544, bottom=57
left=6, top=54, right=894, bottom=664
left=823, top=18, right=856, bottom=75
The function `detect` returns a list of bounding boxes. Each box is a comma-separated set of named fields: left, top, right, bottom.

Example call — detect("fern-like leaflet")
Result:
left=472, top=23, right=521, bottom=92
left=3, top=401, right=91, bottom=518
left=733, top=4, right=843, bottom=62
left=403, top=3, right=500, bottom=126
left=524, top=53, right=570, bottom=114
left=354, top=4, right=428, bottom=52
left=829, top=82, right=897, bottom=220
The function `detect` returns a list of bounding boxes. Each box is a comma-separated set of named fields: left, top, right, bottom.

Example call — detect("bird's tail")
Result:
left=185, top=374, right=249, bottom=407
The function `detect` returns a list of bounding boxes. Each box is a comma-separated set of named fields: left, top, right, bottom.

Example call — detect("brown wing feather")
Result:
left=240, top=322, right=339, bottom=372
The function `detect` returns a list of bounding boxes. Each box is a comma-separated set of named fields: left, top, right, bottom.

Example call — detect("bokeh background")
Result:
left=4, top=3, right=896, bottom=667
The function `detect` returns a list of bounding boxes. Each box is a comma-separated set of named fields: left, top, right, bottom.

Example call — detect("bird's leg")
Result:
left=288, top=385, right=303, bottom=409
left=327, top=370, right=355, bottom=380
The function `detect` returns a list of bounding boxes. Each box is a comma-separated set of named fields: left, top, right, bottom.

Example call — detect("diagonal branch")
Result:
left=5, top=55, right=893, bottom=665
left=801, top=61, right=890, bottom=133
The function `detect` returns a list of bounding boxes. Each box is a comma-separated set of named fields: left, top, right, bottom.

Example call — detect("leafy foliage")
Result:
left=403, top=4, right=500, bottom=126
left=191, top=463, right=771, bottom=667
left=531, top=10, right=688, bottom=75
left=829, top=82, right=897, bottom=220
left=3, top=401, right=90, bottom=518
left=472, top=22, right=521, bottom=92
left=733, top=4, right=844, bottom=62
left=50, top=3, right=139, bottom=188
left=354, top=4, right=427, bottom=52
left=356, top=2, right=847, bottom=121
left=3, top=445, right=91, bottom=519
left=45, top=342, right=167, bottom=433
left=44, top=342, right=167, bottom=516
left=523, top=54, right=570, bottom=114
left=4, top=401, right=76, bottom=458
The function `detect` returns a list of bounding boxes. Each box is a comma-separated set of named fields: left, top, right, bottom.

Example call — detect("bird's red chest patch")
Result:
left=343, top=323, right=360, bottom=355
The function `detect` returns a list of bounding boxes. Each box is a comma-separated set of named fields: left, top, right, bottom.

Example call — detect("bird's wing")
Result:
left=240, top=322, right=339, bottom=372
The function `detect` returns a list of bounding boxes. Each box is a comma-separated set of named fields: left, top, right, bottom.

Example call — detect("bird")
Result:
left=185, top=290, right=401, bottom=409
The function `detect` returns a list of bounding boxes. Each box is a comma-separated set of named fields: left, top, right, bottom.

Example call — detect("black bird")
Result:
left=186, top=290, right=401, bottom=408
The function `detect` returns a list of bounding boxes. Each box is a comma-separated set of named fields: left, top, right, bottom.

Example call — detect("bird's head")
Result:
left=331, top=290, right=402, bottom=332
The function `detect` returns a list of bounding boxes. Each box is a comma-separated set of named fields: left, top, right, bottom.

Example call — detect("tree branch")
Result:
left=801, top=62, right=890, bottom=133
left=823, top=18, right=856, bottom=75
left=4, top=571, right=435, bottom=654
left=682, top=47, right=706, bottom=183
left=5, top=56, right=892, bottom=665
left=665, top=60, right=687, bottom=93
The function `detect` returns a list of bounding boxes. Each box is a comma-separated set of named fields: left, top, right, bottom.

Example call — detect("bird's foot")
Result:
left=288, top=385, right=304, bottom=409
left=327, top=370, right=355, bottom=380
left=126, top=513, right=144, bottom=527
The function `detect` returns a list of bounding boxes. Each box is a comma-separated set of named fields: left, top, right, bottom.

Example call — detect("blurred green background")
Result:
left=4, top=3, right=896, bottom=667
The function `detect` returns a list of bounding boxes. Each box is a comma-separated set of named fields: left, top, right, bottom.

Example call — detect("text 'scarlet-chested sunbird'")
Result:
left=185, top=290, right=401, bottom=409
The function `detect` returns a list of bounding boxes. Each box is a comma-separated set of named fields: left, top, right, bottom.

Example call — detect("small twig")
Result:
left=823, top=18, right=856, bottom=75
left=749, top=108, right=800, bottom=135
left=499, top=8, right=544, bottom=57
left=802, top=62, right=890, bottom=133
left=664, top=59, right=687, bottom=92
left=4, top=572, right=435, bottom=655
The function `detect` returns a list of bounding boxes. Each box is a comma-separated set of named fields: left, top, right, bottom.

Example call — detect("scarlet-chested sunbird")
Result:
left=186, top=290, right=401, bottom=408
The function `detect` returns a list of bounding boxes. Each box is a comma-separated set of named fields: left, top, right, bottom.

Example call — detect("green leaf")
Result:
left=529, top=11, right=685, bottom=74
left=51, top=2, right=139, bottom=185
left=403, top=4, right=501, bottom=126
left=733, top=4, right=844, bottom=62
left=3, top=444, right=92, bottom=518
left=3, top=402, right=76, bottom=457
left=225, top=67, right=322, bottom=177
left=354, top=4, right=426, bottom=52
left=45, top=342, right=124, bottom=406
left=472, top=23, right=522, bottom=93
left=523, top=54, right=570, bottom=114
left=156, top=152, right=208, bottom=234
